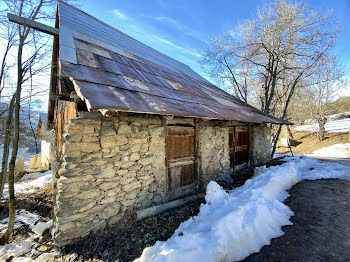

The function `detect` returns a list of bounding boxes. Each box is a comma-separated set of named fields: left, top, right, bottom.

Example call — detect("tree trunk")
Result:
left=0, top=39, right=23, bottom=244
left=286, top=125, right=294, bottom=140
left=271, top=124, right=283, bottom=157
left=317, top=117, right=327, bottom=141
left=28, top=65, right=38, bottom=154
left=0, top=95, right=15, bottom=198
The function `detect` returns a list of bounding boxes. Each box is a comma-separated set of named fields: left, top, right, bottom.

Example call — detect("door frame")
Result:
left=163, top=117, right=199, bottom=198
left=229, top=125, right=250, bottom=170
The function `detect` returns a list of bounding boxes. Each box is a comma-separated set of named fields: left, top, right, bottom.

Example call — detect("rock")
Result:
left=119, top=144, right=129, bottom=151
left=117, top=124, right=132, bottom=135
left=121, top=161, right=134, bottom=169
left=108, top=214, right=123, bottom=226
left=100, top=134, right=128, bottom=148
left=140, top=143, right=149, bottom=153
left=123, top=181, right=141, bottom=192
left=139, top=156, right=154, bottom=166
left=99, top=195, right=117, bottom=204
left=120, top=177, right=136, bottom=185
left=121, top=156, right=129, bottom=162
left=129, top=163, right=143, bottom=171
left=125, top=191, right=138, bottom=200
left=64, top=134, right=82, bottom=143
left=130, top=143, right=141, bottom=152
left=93, top=160, right=108, bottom=166
left=98, top=203, right=121, bottom=219
left=81, top=135, right=99, bottom=143
left=116, top=169, right=128, bottom=176
left=106, top=188, right=121, bottom=196
left=95, top=166, right=116, bottom=178
left=64, top=142, right=101, bottom=155
left=76, top=189, right=101, bottom=199
left=121, top=199, right=136, bottom=207
left=100, top=127, right=116, bottom=136
left=80, top=181, right=98, bottom=191
left=131, top=138, right=148, bottom=145
left=99, top=182, right=116, bottom=191
left=36, top=252, right=55, bottom=262
left=66, top=124, right=96, bottom=135
left=129, top=153, right=140, bottom=161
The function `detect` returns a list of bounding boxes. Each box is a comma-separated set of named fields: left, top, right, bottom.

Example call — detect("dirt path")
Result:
left=244, top=178, right=350, bottom=262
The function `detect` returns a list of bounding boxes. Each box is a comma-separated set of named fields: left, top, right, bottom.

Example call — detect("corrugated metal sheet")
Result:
left=58, top=2, right=288, bottom=124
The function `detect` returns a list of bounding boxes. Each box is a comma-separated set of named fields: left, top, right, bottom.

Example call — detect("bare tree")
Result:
left=0, top=0, right=55, bottom=244
left=307, top=55, right=345, bottom=140
left=0, top=11, right=17, bottom=99
left=200, top=36, right=252, bottom=102
left=200, top=0, right=339, bottom=155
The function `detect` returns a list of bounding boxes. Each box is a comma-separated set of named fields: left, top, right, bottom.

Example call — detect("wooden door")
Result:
left=167, top=126, right=197, bottom=191
left=229, top=126, right=249, bottom=168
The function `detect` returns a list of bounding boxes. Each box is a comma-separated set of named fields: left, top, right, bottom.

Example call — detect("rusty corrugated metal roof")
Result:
left=58, top=2, right=288, bottom=125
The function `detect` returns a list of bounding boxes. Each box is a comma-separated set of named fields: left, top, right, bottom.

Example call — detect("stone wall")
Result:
left=51, top=114, right=272, bottom=246
left=250, top=124, right=272, bottom=166
left=198, top=126, right=231, bottom=186
left=52, top=112, right=166, bottom=246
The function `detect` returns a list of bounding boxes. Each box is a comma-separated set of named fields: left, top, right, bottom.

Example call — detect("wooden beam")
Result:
left=136, top=193, right=204, bottom=220
left=7, top=13, right=59, bottom=36
left=51, top=93, right=74, bottom=101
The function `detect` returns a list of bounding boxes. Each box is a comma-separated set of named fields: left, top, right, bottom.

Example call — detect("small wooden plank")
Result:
left=169, top=159, right=194, bottom=168
left=51, top=93, right=74, bottom=101
left=236, top=126, right=248, bottom=132
left=166, top=117, right=195, bottom=126
left=235, top=145, right=248, bottom=152
left=7, top=13, right=59, bottom=36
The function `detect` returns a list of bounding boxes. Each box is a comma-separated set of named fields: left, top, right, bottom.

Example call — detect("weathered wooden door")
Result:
left=166, top=126, right=197, bottom=192
left=229, top=126, right=249, bottom=168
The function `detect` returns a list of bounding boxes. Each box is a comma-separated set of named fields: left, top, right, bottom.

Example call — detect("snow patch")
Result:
left=309, top=143, right=350, bottom=158
left=0, top=210, right=41, bottom=235
left=295, top=118, right=350, bottom=133
left=135, top=156, right=350, bottom=262
left=3, top=171, right=52, bottom=198
left=0, top=210, right=52, bottom=260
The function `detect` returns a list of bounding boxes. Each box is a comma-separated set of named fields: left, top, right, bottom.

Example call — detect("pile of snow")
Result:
left=309, top=143, right=350, bottom=158
left=295, top=118, right=350, bottom=133
left=0, top=210, right=52, bottom=260
left=3, top=171, right=52, bottom=198
left=135, top=156, right=350, bottom=262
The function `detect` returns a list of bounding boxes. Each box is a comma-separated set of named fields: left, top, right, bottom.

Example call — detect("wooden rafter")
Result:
left=7, top=13, right=59, bottom=36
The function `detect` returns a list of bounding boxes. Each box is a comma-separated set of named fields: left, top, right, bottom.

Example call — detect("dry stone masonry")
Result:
left=51, top=112, right=272, bottom=246
left=250, top=125, right=272, bottom=166
left=198, top=126, right=231, bottom=185
left=52, top=112, right=166, bottom=246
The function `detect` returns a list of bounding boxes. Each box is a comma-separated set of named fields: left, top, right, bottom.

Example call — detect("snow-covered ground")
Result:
left=309, top=143, right=350, bottom=158
left=3, top=171, right=52, bottom=199
left=0, top=210, right=52, bottom=261
left=295, top=114, right=350, bottom=133
left=135, top=155, right=350, bottom=262
left=0, top=171, right=53, bottom=261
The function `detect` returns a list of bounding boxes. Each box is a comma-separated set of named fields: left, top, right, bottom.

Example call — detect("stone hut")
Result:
left=47, top=2, right=288, bottom=246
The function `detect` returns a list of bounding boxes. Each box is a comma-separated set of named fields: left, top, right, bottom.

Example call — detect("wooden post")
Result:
left=162, top=116, right=169, bottom=194
left=194, top=118, right=199, bottom=189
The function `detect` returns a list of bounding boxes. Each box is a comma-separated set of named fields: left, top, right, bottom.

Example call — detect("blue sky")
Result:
left=79, top=0, right=350, bottom=82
